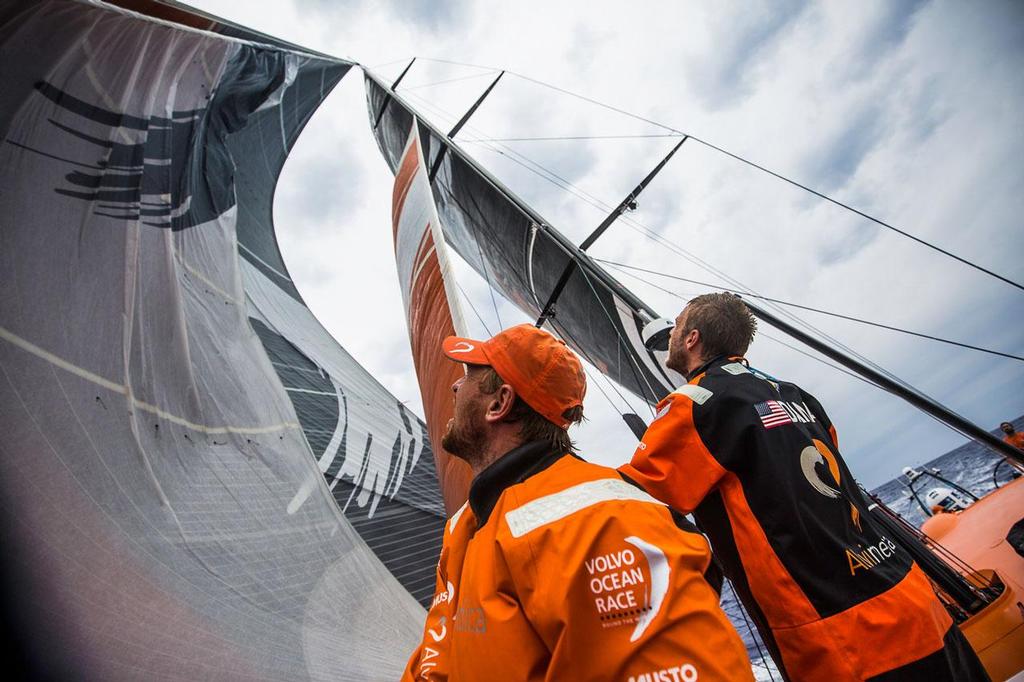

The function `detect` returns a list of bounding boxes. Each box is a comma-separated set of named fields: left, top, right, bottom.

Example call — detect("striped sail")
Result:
left=391, top=122, right=473, bottom=514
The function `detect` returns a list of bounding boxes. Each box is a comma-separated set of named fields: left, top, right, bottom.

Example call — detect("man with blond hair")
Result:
left=622, top=293, right=988, bottom=681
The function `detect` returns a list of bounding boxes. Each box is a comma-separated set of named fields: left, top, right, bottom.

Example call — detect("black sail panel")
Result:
left=366, top=74, right=683, bottom=404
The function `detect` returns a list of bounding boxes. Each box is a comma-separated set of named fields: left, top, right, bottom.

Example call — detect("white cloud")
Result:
left=195, top=0, right=1024, bottom=488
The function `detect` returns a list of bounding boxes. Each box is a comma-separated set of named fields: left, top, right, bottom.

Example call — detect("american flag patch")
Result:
left=755, top=400, right=793, bottom=429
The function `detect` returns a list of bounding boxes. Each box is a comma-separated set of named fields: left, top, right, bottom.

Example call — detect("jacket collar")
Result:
left=468, top=440, right=566, bottom=527
left=686, top=354, right=747, bottom=381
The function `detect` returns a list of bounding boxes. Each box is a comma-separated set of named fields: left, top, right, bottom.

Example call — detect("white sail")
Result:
left=0, top=1, right=432, bottom=678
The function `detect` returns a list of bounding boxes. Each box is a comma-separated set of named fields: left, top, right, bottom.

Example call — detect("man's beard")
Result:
left=666, top=346, right=688, bottom=375
left=441, top=412, right=488, bottom=466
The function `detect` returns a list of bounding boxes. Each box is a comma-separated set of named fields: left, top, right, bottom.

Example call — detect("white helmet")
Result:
left=924, top=487, right=972, bottom=513
left=642, top=317, right=675, bottom=351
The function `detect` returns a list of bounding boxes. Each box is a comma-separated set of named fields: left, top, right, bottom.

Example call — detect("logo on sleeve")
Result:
left=754, top=400, right=815, bottom=429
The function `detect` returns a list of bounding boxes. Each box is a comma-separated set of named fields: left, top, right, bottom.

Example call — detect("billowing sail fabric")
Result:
left=95, top=5, right=448, bottom=605
left=391, top=123, right=473, bottom=514
left=0, top=1, right=428, bottom=678
left=114, top=0, right=449, bottom=607
left=366, top=75, right=684, bottom=408
left=204, top=8, right=448, bottom=603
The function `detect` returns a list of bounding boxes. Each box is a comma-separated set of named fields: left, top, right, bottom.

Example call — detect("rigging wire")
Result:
left=401, top=85, right=937, bottom=412
left=479, top=133, right=684, bottom=142
left=413, top=86, right=943, bottom=414
left=394, top=73, right=972, bottom=441
left=595, top=259, right=1024, bottom=363
left=682, top=135, right=1024, bottom=294
left=759, top=330, right=881, bottom=390
left=556, top=321, right=650, bottom=419
left=725, top=578, right=777, bottom=680
left=464, top=139, right=614, bottom=215
left=574, top=265, right=662, bottom=413
left=414, top=57, right=495, bottom=71
left=413, top=57, right=1023, bottom=293
left=602, top=260, right=883, bottom=389
left=455, top=281, right=493, bottom=336
left=404, top=70, right=502, bottom=91
left=471, top=236, right=504, bottom=329
left=392, top=93, right=638, bottom=416
left=368, top=57, right=414, bottom=69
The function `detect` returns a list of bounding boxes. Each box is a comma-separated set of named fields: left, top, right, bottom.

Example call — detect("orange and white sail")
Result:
left=392, top=121, right=472, bottom=514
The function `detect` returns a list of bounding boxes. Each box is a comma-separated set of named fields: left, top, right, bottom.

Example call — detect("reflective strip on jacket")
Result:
left=403, top=440, right=754, bottom=682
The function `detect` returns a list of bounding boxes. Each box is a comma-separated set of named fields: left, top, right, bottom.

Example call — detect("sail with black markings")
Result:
left=366, top=73, right=685, bottom=415
left=0, top=0, right=443, bottom=678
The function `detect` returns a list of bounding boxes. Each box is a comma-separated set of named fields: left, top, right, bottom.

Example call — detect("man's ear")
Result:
left=484, top=384, right=516, bottom=423
left=685, top=328, right=700, bottom=352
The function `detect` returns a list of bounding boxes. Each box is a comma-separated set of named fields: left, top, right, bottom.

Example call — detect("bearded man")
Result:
left=403, top=323, right=753, bottom=681
left=1001, top=421, right=1024, bottom=451
left=620, top=292, right=989, bottom=681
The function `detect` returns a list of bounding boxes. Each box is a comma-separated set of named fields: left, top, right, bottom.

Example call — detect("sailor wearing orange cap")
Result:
left=402, top=323, right=753, bottom=682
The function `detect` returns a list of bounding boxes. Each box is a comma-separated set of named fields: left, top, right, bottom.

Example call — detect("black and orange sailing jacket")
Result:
left=620, top=356, right=986, bottom=681
left=402, top=439, right=754, bottom=681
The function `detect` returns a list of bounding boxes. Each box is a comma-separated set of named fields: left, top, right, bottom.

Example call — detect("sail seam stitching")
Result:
left=0, top=326, right=299, bottom=435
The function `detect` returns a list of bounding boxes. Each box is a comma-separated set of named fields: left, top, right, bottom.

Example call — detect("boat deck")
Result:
left=922, top=476, right=1024, bottom=585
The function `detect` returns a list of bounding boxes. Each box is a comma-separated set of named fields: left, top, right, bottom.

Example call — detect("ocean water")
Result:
left=867, top=415, right=1023, bottom=528
left=724, top=415, right=1024, bottom=681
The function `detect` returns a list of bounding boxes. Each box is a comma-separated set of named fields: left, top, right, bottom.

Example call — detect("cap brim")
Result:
left=442, top=336, right=490, bottom=365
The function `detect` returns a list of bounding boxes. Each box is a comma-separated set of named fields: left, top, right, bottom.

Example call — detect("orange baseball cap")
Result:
left=442, top=324, right=586, bottom=429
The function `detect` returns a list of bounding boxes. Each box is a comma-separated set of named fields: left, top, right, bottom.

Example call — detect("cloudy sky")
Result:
left=195, top=0, right=1023, bottom=488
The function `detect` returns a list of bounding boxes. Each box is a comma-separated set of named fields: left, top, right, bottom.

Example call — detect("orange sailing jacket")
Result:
left=402, top=440, right=754, bottom=681
left=620, top=357, right=987, bottom=681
